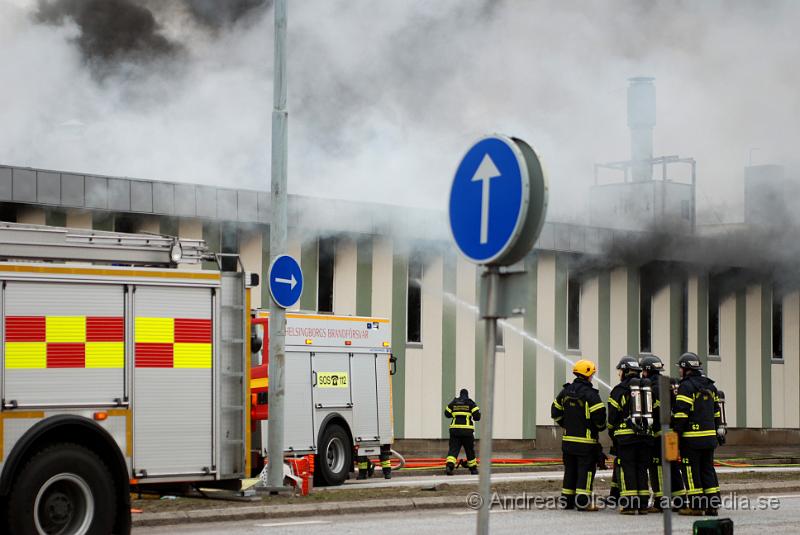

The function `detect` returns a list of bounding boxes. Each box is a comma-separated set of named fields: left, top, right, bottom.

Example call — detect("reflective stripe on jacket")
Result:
left=672, top=373, right=721, bottom=448
left=551, top=377, right=606, bottom=451
left=445, top=397, right=481, bottom=430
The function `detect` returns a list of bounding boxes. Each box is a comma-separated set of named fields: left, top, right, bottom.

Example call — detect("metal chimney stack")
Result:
left=627, top=77, right=656, bottom=181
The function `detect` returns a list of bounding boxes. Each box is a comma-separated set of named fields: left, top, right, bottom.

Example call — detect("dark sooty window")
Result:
left=220, top=222, right=239, bottom=272
left=317, top=237, right=335, bottom=313
left=773, top=290, right=783, bottom=359
left=640, top=273, right=653, bottom=354
left=708, top=283, right=720, bottom=356
left=567, top=276, right=581, bottom=351
left=407, top=258, right=423, bottom=343
left=681, top=279, right=689, bottom=354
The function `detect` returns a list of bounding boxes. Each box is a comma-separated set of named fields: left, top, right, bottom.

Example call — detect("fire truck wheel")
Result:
left=8, top=443, right=116, bottom=535
left=315, top=424, right=351, bottom=486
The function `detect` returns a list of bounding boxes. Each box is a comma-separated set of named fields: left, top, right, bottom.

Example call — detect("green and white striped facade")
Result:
left=1, top=164, right=798, bottom=440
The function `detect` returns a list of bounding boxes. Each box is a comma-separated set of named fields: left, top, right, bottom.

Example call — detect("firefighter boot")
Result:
left=380, top=458, right=392, bottom=479
left=446, top=456, right=457, bottom=476
left=356, top=459, right=369, bottom=480
left=466, top=458, right=478, bottom=475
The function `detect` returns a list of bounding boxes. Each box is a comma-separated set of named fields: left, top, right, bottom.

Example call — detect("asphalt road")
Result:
left=137, top=492, right=800, bottom=534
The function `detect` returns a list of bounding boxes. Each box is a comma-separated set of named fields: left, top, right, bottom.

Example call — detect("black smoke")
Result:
left=566, top=218, right=800, bottom=296
left=34, top=0, right=270, bottom=77
left=182, top=0, right=270, bottom=30
left=36, top=0, right=179, bottom=68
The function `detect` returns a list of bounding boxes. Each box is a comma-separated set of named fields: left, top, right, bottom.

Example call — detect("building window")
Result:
left=114, top=215, right=135, bottom=234
left=0, top=203, right=16, bottom=222
left=496, top=323, right=505, bottom=350
left=407, top=257, right=423, bottom=344
left=202, top=221, right=220, bottom=271
left=708, top=283, right=720, bottom=356
left=567, top=276, right=581, bottom=351
left=93, top=212, right=114, bottom=232
left=680, top=279, right=689, bottom=354
left=317, top=237, right=335, bottom=313
left=220, top=222, right=239, bottom=272
left=773, top=290, right=783, bottom=359
left=45, top=209, right=66, bottom=228
left=640, top=273, right=653, bottom=354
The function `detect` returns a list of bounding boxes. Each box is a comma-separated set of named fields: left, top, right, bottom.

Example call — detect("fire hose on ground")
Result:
left=372, top=454, right=800, bottom=471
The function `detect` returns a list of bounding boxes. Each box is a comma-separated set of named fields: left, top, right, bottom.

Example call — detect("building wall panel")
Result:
left=746, top=285, right=763, bottom=427
left=535, top=253, right=556, bottom=425
left=333, top=236, right=357, bottom=316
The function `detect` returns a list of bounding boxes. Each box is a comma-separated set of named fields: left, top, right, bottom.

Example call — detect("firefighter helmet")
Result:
left=572, top=359, right=597, bottom=378
left=616, top=355, right=641, bottom=373
left=572, top=359, right=597, bottom=379
left=677, top=352, right=703, bottom=371
left=639, top=354, right=664, bottom=373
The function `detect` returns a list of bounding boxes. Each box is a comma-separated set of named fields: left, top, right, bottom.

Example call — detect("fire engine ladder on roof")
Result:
left=0, top=222, right=210, bottom=266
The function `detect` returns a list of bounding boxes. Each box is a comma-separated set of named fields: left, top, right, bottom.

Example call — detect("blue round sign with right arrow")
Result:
left=448, top=135, right=548, bottom=266
left=268, top=254, right=304, bottom=309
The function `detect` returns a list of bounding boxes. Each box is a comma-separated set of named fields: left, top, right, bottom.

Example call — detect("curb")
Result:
left=132, top=496, right=459, bottom=527
left=132, top=480, right=800, bottom=527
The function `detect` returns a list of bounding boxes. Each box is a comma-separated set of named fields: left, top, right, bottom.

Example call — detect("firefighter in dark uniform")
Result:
left=356, top=444, right=393, bottom=480
left=444, top=389, right=480, bottom=475
left=551, top=359, right=606, bottom=511
left=607, top=356, right=650, bottom=514
left=640, top=354, right=686, bottom=511
left=673, top=352, right=723, bottom=516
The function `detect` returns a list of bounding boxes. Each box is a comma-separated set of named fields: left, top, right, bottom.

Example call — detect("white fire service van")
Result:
left=250, top=311, right=396, bottom=486
left=0, top=223, right=254, bottom=535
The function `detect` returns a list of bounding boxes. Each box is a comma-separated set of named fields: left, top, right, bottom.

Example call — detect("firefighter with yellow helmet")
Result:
left=551, top=359, right=606, bottom=511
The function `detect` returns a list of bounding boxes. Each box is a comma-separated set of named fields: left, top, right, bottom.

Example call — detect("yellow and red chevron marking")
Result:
left=4, top=316, right=124, bottom=369
left=134, top=318, right=211, bottom=369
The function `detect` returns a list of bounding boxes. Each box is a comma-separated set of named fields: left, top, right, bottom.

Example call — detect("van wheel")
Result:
left=315, top=424, right=351, bottom=486
left=8, top=443, right=116, bottom=535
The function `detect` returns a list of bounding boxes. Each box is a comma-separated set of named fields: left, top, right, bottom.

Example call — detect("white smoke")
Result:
left=0, top=0, right=799, bottom=226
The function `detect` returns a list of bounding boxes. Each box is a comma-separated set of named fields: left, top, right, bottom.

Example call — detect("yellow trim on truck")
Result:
left=257, top=311, right=389, bottom=323
left=107, top=409, right=133, bottom=456
left=0, top=264, right=220, bottom=280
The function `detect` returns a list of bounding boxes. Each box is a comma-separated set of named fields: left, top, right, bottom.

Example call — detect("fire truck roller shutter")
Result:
left=312, top=352, right=354, bottom=486
left=282, top=350, right=314, bottom=452
left=133, top=285, right=213, bottom=478
left=376, top=353, right=394, bottom=444
left=350, top=353, right=379, bottom=443
left=3, top=282, right=125, bottom=406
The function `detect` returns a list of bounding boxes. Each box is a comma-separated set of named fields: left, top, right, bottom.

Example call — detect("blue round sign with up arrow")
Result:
left=448, top=135, right=548, bottom=266
left=268, top=254, right=304, bottom=309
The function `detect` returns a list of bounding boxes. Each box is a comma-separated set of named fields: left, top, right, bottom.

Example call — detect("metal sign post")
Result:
left=448, top=135, right=548, bottom=535
left=267, top=0, right=289, bottom=491
left=477, top=267, right=499, bottom=534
